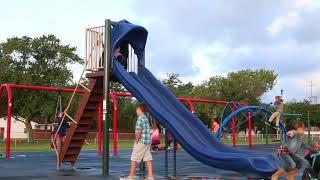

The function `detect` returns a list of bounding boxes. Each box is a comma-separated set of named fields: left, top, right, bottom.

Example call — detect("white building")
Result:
left=0, top=117, right=50, bottom=139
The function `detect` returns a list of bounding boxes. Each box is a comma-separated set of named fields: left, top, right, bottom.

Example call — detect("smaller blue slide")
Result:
left=110, top=20, right=280, bottom=178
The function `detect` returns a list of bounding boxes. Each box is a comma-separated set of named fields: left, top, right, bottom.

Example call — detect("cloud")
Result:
left=1, top=0, right=320, bottom=102
left=127, top=0, right=320, bottom=102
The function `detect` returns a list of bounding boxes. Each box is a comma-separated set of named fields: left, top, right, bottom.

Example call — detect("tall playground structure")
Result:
left=0, top=19, right=291, bottom=178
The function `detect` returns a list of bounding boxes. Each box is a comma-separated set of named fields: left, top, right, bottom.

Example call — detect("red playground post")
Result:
left=110, top=93, right=118, bottom=156
left=231, top=117, right=237, bottom=147
left=98, top=102, right=103, bottom=155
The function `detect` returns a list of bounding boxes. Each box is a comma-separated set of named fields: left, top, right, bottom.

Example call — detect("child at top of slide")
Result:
left=114, top=44, right=128, bottom=69
left=271, top=121, right=307, bottom=180
left=268, top=96, right=284, bottom=128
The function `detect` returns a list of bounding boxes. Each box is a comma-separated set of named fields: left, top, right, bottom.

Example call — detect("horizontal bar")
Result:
left=110, top=92, right=240, bottom=106
left=6, top=84, right=85, bottom=94
left=282, top=113, right=302, bottom=116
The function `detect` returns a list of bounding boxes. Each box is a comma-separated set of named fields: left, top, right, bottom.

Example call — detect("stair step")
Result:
left=66, top=147, right=81, bottom=155
left=69, top=139, right=84, bottom=148
left=91, top=89, right=103, bottom=95
left=89, top=95, right=103, bottom=102
left=78, top=118, right=93, bottom=125
left=62, top=154, right=78, bottom=162
left=85, top=103, right=98, bottom=110
left=72, top=132, right=87, bottom=140
left=75, top=126, right=90, bottom=133
left=82, top=110, right=96, bottom=118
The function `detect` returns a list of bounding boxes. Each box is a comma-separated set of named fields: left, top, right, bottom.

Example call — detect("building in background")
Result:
left=0, top=117, right=52, bottom=140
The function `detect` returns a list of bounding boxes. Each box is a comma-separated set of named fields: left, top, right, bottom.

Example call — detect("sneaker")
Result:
left=121, top=176, right=136, bottom=180
left=145, top=176, right=155, bottom=180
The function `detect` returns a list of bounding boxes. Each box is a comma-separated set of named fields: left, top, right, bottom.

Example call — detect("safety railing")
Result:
left=85, top=25, right=139, bottom=74
left=85, top=26, right=105, bottom=71
left=127, top=45, right=138, bottom=74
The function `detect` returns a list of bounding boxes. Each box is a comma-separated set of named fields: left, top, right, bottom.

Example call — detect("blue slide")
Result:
left=110, top=20, right=279, bottom=178
left=112, top=61, right=279, bottom=177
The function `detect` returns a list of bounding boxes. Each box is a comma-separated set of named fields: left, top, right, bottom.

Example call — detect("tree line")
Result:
left=0, top=35, right=319, bottom=140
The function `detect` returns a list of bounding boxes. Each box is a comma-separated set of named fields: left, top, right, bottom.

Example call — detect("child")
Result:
left=268, top=96, right=284, bottom=128
left=150, top=122, right=160, bottom=151
left=303, top=141, right=320, bottom=179
left=54, top=112, right=70, bottom=154
left=128, top=103, right=154, bottom=180
left=211, top=118, right=220, bottom=134
left=271, top=121, right=306, bottom=180
left=114, top=45, right=128, bottom=69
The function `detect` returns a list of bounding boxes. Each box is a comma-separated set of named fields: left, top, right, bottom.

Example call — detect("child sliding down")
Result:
left=271, top=121, right=307, bottom=180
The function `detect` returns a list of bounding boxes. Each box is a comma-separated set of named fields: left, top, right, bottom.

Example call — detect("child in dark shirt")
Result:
left=272, top=121, right=307, bottom=180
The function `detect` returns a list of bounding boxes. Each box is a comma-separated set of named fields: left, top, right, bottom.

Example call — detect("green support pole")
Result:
left=103, top=19, right=111, bottom=176
left=308, top=111, right=311, bottom=145
left=139, top=161, right=145, bottom=176
left=265, top=123, right=269, bottom=145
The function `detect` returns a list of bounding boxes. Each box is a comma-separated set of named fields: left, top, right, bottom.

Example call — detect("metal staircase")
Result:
left=58, top=74, right=103, bottom=167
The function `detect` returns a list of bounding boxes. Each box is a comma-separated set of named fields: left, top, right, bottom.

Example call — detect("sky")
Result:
left=1, top=0, right=320, bottom=103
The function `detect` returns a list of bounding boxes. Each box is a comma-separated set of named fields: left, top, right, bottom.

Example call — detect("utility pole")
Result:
left=309, top=81, right=317, bottom=104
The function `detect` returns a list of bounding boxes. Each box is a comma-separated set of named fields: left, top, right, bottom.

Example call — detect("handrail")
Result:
left=53, top=60, right=89, bottom=170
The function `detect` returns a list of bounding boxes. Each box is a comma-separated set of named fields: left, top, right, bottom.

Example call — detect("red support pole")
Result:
left=231, top=104, right=238, bottom=148
left=0, top=84, right=13, bottom=158
left=110, top=93, right=118, bottom=156
left=248, top=112, right=253, bottom=148
left=231, top=117, right=236, bottom=147
left=98, top=101, right=102, bottom=155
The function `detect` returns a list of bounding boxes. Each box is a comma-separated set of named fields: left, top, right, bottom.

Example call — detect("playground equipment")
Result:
left=0, top=84, right=85, bottom=158
left=1, top=20, right=283, bottom=178
left=56, top=19, right=280, bottom=177
left=217, top=101, right=287, bottom=146
left=105, top=92, right=255, bottom=156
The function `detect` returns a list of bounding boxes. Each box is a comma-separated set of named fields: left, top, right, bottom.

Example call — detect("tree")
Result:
left=0, top=35, right=82, bottom=141
left=284, top=100, right=320, bottom=128
left=161, top=70, right=277, bottom=127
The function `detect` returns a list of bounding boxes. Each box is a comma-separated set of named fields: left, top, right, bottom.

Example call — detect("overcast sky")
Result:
left=1, top=0, right=320, bottom=103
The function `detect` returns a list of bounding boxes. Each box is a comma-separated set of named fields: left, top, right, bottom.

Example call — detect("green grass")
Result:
left=0, top=135, right=315, bottom=152
left=0, top=140, right=135, bottom=152
left=0, top=137, right=282, bottom=152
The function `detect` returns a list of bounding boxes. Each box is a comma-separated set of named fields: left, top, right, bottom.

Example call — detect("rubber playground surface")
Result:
left=0, top=144, right=305, bottom=180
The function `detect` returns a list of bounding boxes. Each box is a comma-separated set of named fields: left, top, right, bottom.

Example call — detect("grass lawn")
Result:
left=0, top=137, right=283, bottom=152
left=0, top=140, right=134, bottom=152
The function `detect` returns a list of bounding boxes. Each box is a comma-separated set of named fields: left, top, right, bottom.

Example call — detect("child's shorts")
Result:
left=131, top=142, right=153, bottom=162
left=281, top=153, right=306, bottom=172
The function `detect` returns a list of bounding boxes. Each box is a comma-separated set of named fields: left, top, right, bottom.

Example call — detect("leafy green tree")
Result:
left=284, top=100, right=320, bottom=128
left=0, top=35, right=82, bottom=141
left=161, top=70, right=277, bottom=128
